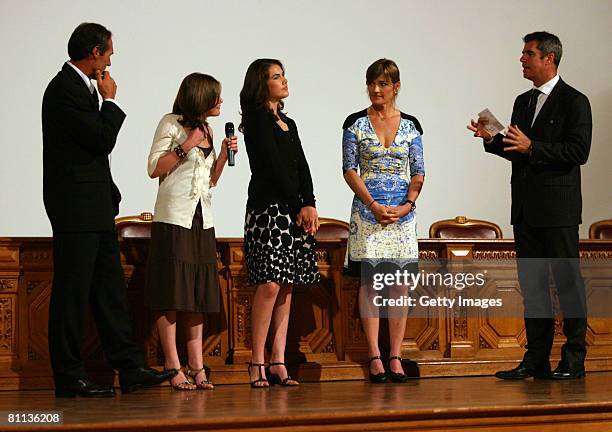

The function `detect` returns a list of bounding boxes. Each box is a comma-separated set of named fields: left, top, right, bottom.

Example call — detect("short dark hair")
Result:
left=366, top=58, right=400, bottom=85
left=239, top=58, right=286, bottom=132
left=523, top=31, right=562, bottom=66
left=68, top=23, right=112, bottom=61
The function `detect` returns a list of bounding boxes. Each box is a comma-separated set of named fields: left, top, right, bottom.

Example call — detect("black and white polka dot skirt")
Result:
left=244, top=203, right=320, bottom=285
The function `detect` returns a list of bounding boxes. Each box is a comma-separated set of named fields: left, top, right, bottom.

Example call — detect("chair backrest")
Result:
left=315, top=218, right=350, bottom=240
left=589, top=219, right=612, bottom=240
left=115, top=214, right=351, bottom=240
left=115, top=212, right=154, bottom=238
left=429, top=216, right=503, bottom=239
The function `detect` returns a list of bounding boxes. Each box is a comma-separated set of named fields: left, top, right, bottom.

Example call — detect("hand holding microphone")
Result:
left=224, top=122, right=238, bottom=166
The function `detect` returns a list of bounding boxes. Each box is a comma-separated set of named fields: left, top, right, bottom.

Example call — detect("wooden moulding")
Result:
left=0, top=237, right=610, bottom=389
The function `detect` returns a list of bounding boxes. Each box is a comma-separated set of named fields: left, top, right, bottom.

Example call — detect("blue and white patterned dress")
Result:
left=342, top=109, right=425, bottom=275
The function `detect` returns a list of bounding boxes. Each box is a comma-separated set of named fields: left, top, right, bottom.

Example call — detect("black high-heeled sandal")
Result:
left=185, top=365, right=214, bottom=390
left=368, top=356, right=388, bottom=383
left=388, top=356, right=409, bottom=383
left=267, top=362, right=299, bottom=386
left=248, top=362, right=269, bottom=388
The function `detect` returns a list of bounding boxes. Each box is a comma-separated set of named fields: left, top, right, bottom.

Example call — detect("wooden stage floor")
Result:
left=1, top=373, right=611, bottom=432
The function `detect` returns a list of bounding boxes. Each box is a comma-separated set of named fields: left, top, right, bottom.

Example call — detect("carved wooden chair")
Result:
left=315, top=218, right=350, bottom=240
left=589, top=218, right=612, bottom=240
left=429, top=216, right=503, bottom=239
left=115, top=212, right=154, bottom=238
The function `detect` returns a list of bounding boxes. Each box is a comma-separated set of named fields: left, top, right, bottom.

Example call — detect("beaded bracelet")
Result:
left=174, top=145, right=187, bottom=159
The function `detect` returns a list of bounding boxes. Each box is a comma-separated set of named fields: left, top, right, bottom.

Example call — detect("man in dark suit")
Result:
left=42, top=22, right=175, bottom=397
left=468, top=31, right=591, bottom=380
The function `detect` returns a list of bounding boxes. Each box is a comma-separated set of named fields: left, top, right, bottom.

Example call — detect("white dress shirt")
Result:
left=148, top=114, right=217, bottom=229
left=65, top=61, right=122, bottom=109
left=531, top=74, right=560, bottom=125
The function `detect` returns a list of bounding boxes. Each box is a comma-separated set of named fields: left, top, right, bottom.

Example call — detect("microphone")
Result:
left=225, top=122, right=235, bottom=166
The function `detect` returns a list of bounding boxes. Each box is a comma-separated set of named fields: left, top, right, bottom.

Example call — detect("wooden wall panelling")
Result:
left=579, top=248, right=612, bottom=368
left=220, top=240, right=253, bottom=365
left=0, top=237, right=610, bottom=389
left=0, top=242, right=19, bottom=382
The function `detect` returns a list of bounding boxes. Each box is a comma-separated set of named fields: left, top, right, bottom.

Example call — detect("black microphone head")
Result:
left=225, top=122, right=234, bottom=137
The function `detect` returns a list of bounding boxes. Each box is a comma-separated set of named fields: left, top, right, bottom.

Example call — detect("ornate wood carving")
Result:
left=237, top=295, right=251, bottom=348
left=479, top=335, right=492, bottom=349
left=429, top=337, right=439, bottom=351
left=316, top=249, right=329, bottom=263
left=580, top=251, right=612, bottom=259
left=208, top=341, right=222, bottom=357
left=0, top=296, right=14, bottom=354
left=473, top=250, right=516, bottom=260
left=0, top=279, right=17, bottom=292
left=0, top=237, right=610, bottom=389
left=453, top=310, right=468, bottom=339
left=419, top=250, right=439, bottom=259
left=21, top=250, right=52, bottom=264
left=322, top=339, right=335, bottom=353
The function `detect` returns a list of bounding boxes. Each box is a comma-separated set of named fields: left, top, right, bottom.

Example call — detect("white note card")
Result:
left=478, top=108, right=505, bottom=136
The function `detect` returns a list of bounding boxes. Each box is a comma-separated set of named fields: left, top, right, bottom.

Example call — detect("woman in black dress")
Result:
left=240, top=59, right=320, bottom=387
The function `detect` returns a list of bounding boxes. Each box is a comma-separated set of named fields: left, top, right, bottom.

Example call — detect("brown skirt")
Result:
left=145, top=204, right=220, bottom=313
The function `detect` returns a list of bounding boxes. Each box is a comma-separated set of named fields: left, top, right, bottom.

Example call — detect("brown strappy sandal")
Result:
left=166, top=368, right=195, bottom=391
left=185, top=365, right=214, bottom=390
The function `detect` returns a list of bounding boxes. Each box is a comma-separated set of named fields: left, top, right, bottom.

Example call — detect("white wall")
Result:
left=1, top=0, right=610, bottom=238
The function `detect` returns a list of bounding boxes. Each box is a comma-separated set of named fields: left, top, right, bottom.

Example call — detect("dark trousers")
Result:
left=49, top=230, right=144, bottom=386
left=513, top=223, right=587, bottom=369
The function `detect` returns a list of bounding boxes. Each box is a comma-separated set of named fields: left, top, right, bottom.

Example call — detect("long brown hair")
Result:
left=239, top=58, right=286, bottom=132
left=172, top=73, right=221, bottom=132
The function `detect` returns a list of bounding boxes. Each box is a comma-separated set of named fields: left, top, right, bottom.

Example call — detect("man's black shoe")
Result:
left=550, top=364, right=585, bottom=380
left=119, top=367, right=178, bottom=393
left=495, top=362, right=551, bottom=380
left=55, top=378, right=115, bottom=398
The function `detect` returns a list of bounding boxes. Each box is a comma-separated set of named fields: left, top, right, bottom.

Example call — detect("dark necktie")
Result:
left=525, top=89, right=541, bottom=128
left=91, top=86, right=100, bottom=106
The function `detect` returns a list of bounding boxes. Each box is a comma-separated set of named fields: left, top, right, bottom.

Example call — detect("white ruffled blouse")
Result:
left=147, top=114, right=216, bottom=229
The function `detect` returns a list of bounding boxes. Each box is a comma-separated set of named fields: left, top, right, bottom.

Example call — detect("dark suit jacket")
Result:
left=485, top=78, right=592, bottom=227
left=42, top=63, right=126, bottom=232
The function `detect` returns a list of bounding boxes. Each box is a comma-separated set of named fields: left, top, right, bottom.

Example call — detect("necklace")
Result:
left=369, top=106, right=395, bottom=121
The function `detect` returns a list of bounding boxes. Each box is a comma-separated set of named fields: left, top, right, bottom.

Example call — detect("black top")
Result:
left=342, top=109, right=423, bottom=135
left=243, top=107, right=316, bottom=213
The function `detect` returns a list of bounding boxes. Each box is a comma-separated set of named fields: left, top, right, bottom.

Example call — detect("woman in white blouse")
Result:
left=145, top=73, right=238, bottom=390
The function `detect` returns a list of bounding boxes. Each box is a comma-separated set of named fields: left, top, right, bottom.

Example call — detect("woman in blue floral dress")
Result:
left=342, top=59, right=425, bottom=383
